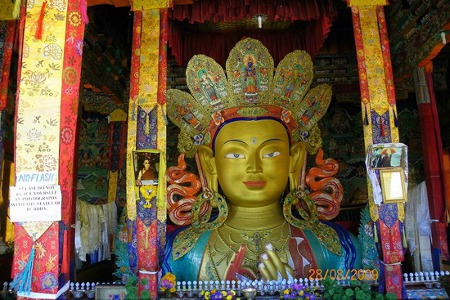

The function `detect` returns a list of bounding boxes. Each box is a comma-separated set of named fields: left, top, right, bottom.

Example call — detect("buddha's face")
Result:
left=213, top=119, right=291, bottom=207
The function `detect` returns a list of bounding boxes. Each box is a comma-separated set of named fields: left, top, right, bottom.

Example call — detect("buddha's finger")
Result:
left=258, top=263, right=272, bottom=280
left=260, top=253, right=277, bottom=279
left=286, top=264, right=295, bottom=278
left=265, top=243, right=288, bottom=279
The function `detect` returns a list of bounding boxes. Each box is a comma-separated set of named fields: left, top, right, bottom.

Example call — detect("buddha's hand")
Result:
left=258, top=243, right=295, bottom=280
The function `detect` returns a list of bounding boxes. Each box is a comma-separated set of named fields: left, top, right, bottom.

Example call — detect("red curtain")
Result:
left=168, top=0, right=336, bottom=66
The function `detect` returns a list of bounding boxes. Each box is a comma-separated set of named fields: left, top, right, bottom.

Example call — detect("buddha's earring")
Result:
left=283, top=187, right=318, bottom=226
left=191, top=189, right=228, bottom=231
left=173, top=189, right=228, bottom=260
left=282, top=187, right=342, bottom=256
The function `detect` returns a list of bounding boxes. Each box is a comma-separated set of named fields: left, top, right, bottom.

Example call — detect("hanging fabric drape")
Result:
left=75, top=200, right=117, bottom=263
left=167, top=0, right=336, bottom=66
left=169, top=0, right=336, bottom=23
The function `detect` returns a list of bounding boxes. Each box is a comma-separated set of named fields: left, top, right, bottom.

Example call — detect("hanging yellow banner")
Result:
left=16, top=0, right=67, bottom=182
left=131, top=0, right=172, bottom=11
left=347, top=0, right=388, bottom=7
left=126, top=9, right=161, bottom=220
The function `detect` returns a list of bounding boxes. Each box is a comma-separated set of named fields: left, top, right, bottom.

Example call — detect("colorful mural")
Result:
left=319, top=98, right=424, bottom=208
left=77, top=117, right=110, bottom=204
left=319, top=104, right=367, bottom=207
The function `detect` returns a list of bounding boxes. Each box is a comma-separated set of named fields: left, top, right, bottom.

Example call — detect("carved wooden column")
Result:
left=347, top=1, right=405, bottom=298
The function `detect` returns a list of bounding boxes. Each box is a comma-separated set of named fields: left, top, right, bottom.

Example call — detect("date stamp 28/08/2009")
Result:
left=308, top=269, right=379, bottom=281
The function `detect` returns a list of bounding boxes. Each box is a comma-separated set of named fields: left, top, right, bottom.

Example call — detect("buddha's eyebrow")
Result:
left=223, top=138, right=284, bottom=146
left=262, top=138, right=284, bottom=144
left=223, top=139, right=246, bottom=145
left=259, top=138, right=286, bottom=146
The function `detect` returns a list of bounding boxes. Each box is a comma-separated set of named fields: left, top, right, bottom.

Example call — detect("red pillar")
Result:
left=414, top=66, right=448, bottom=267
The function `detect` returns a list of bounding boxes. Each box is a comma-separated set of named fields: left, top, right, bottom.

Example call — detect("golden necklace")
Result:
left=208, top=221, right=291, bottom=272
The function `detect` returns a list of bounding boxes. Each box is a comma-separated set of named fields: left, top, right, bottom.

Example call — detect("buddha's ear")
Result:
left=196, top=145, right=218, bottom=192
left=289, top=142, right=307, bottom=191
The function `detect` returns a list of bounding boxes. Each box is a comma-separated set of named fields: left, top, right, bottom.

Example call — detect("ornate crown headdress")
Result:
left=167, top=38, right=332, bottom=157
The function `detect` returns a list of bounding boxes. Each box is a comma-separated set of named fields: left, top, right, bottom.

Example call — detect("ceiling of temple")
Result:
left=80, top=0, right=450, bottom=115
left=81, top=0, right=357, bottom=113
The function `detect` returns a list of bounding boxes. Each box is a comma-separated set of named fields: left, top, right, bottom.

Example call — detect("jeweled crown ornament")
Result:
left=167, top=38, right=332, bottom=157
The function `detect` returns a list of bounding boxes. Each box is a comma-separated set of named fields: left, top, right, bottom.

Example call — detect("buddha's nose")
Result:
left=246, top=155, right=263, bottom=173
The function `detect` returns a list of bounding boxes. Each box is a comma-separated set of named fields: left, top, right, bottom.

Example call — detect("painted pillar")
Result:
left=347, top=1, right=405, bottom=298
left=413, top=66, right=448, bottom=268
left=9, top=0, right=85, bottom=298
left=126, top=1, right=169, bottom=298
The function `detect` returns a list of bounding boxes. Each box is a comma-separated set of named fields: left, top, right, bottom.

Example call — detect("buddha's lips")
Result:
left=243, top=181, right=266, bottom=187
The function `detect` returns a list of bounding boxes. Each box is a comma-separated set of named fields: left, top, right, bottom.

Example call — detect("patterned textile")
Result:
left=406, top=288, right=449, bottom=299
left=125, top=10, right=142, bottom=221
left=12, top=0, right=85, bottom=295
left=347, top=0, right=388, bottom=6
left=131, top=0, right=172, bottom=10
left=350, top=4, right=403, bottom=299
left=110, top=120, right=127, bottom=172
left=127, top=218, right=138, bottom=274
left=125, top=8, right=163, bottom=229
left=137, top=270, right=158, bottom=299
left=13, top=0, right=67, bottom=295
left=379, top=203, right=399, bottom=228
left=437, top=222, right=449, bottom=261
left=0, top=21, right=15, bottom=110
left=124, top=9, right=167, bottom=299
left=381, top=262, right=406, bottom=298
left=371, top=111, right=391, bottom=143
left=376, top=6, right=396, bottom=108
left=137, top=220, right=158, bottom=270
left=136, top=106, right=158, bottom=149
left=123, top=11, right=142, bottom=284
left=378, top=220, right=404, bottom=263
left=75, top=200, right=117, bottom=263
left=59, top=0, right=86, bottom=279
left=378, top=219, right=405, bottom=297
left=13, top=222, right=60, bottom=293
left=108, top=112, right=127, bottom=205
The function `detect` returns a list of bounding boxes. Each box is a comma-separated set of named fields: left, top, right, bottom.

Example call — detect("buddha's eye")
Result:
left=224, top=153, right=245, bottom=159
left=263, top=151, right=281, bottom=158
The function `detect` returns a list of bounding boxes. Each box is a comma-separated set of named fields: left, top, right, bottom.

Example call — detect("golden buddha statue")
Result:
left=163, top=38, right=361, bottom=281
